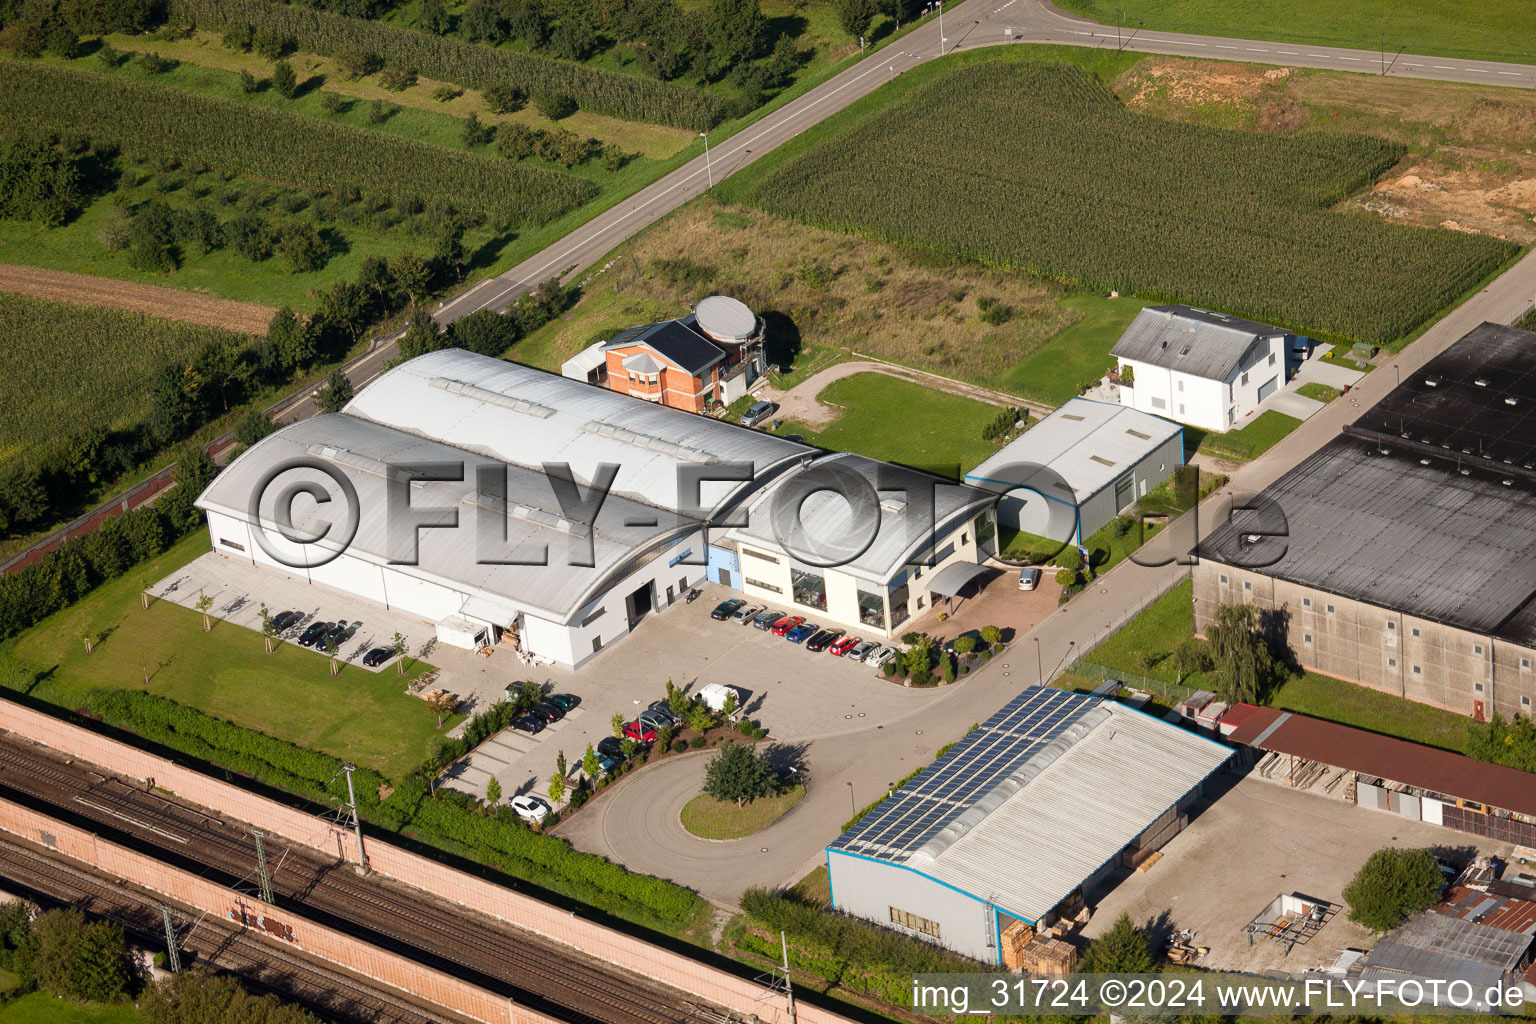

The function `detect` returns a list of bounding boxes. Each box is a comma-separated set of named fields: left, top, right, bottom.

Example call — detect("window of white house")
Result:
left=890, top=907, right=941, bottom=938
left=1179, top=404, right=1186, bottom=415
left=1268, top=353, right=1276, bottom=366
left=219, top=538, right=246, bottom=552
left=1151, top=397, right=1167, bottom=410
left=745, top=577, right=782, bottom=594
left=1242, top=371, right=1250, bottom=385
left=592, top=636, right=603, bottom=653
left=742, top=547, right=780, bottom=565
left=1177, top=380, right=1184, bottom=392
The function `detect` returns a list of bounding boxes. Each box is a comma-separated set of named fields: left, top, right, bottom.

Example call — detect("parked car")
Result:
left=545, top=693, right=580, bottom=711
left=830, top=635, right=861, bottom=657
left=511, top=715, right=545, bottom=735
left=752, top=609, right=784, bottom=630
left=271, top=610, right=302, bottom=632
left=846, top=640, right=878, bottom=662
left=805, top=628, right=844, bottom=652
left=596, top=736, right=626, bottom=761
left=623, top=720, right=658, bottom=745
left=532, top=700, right=565, bottom=723
left=637, top=708, right=674, bottom=732
left=297, top=621, right=332, bottom=647
left=1018, top=567, right=1042, bottom=591
left=510, top=794, right=551, bottom=823
left=362, top=648, right=392, bottom=667
left=595, top=754, right=621, bottom=775
left=710, top=598, right=745, bottom=621
left=731, top=604, right=761, bottom=624
left=645, top=699, right=678, bottom=723
left=321, top=620, right=351, bottom=646
left=867, top=647, right=897, bottom=671
left=770, top=615, right=805, bottom=636
left=785, top=622, right=817, bottom=644
left=740, top=400, right=776, bottom=427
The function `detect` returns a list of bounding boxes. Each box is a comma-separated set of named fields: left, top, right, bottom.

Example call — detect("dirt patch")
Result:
left=1353, top=162, right=1536, bottom=243
left=0, top=264, right=275, bottom=335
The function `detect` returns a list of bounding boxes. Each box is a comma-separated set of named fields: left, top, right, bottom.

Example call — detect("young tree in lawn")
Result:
left=323, top=633, right=341, bottom=677
left=1079, top=913, right=1155, bottom=974
left=1206, top=602, right=1280, bottom=705
left=195, top=590, right=214, bottom=632
left=391, top=630, right=409, bottom=675
left=702, top=741, right=778, bottom=808
left=426, top=690, right=456, bottom=728
left=485, top=776, right=502, bottom=806
left=1169, top=636, right=1212, bottom=685
left=1343, top=847, right=1444, bottom=932
left=259, top=603, right=278, bottom=654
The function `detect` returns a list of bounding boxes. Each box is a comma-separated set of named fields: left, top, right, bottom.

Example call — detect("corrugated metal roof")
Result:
left=196, top=415, right=691, bottom=624
left=1226, top=707, right=1536, bottom=817
left=1439, top=887, right=1536, bottom=935
left=830, top=687, right=1230, bottom=924
left=343, top=350, right=813, bottom=518
left=1362, top=910, right=1531, bottom=995
left=1111, top=304, right=1286, bottom=380
left=965, top=399, right=1182, bottom=507
left=725, top=452, right=995, bottom=584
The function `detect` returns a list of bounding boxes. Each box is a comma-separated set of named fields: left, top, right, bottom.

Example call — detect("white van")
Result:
left=697, top=683, right=741, bottom=716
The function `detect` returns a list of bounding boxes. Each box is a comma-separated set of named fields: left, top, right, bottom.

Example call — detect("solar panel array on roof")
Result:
left=831, top=688, right=1095, bottom=861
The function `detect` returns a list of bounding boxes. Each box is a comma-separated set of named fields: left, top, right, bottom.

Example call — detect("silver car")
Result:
left=847, top=640, right=879, bottom=662
left=731, top=603, right=760, bottom=625
left=867, top=646, right=897, bottom=671
left=752, top=609, right=783, bottom=630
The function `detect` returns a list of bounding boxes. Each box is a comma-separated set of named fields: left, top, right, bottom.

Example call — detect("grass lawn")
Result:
left=1270, top=673, right=1469, bottom=753
left=1321, top=344, right=1376, bottom=370
left=1296, top=382, right=1341, bottom=403
left=680, top=786, right=804, bottom=840
left=1053, top=0, right=1536, bottom=66
left=770, top=373, right=1004, bottom=472
left=788, top=864, right=831, bottom=905
left=996, top=294, right=1151, bottom=406
left=1194, top=411, right=1302, bottom=461
left=0, top=534, right=448, bottom=781
left=0, top=993, right=141, bottom=1024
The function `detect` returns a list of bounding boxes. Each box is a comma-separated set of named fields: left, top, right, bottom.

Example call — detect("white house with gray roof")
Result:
left=1111, top=305, right=1293, bottom=433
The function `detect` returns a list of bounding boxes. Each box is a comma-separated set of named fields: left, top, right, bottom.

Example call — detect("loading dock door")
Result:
left=625, top=581, right=654, bottom=628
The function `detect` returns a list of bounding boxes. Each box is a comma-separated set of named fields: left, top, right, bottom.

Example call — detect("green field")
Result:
left=680, top=786, right=804, bottom=840
left=1, top=534, right=447, bottom=779
left=769, top=373, right=1007, bottom=472
left=0, top=296, right=250, bottom=469
left=0, top=994, right=140, bottom=1024
left=1194, top=410, right=1303, bottom=461
left=1055, top=0, right=1536, bottom=66
left=730, top=57, right=1517, bottom=345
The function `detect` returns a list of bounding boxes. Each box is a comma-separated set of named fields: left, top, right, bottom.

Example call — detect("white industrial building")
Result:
left=1112, top=305, right=1294, bottom=433
left=197, top=350, right=993, bottom=667
left=963, top=399, right=1183, bottom=546
left=827, top=687, right=1232, bottom=963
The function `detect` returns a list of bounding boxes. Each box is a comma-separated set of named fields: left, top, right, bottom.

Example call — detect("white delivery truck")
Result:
left=697, top=683, right=741, bottom=717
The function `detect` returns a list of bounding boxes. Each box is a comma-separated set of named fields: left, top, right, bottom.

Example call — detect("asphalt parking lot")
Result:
left=1081, top=773, right=1514, bottom=974
left=437, top=582, right=951, bottom=803
left=152, top=553, right=433, bottom=672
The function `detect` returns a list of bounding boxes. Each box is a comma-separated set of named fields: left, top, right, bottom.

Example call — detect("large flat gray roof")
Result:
left=1199, top=323, right=1536, bottom=646
left=965, top=399, right=1182, bottom=508
left=1111, top=304, right=1287, bottom=380
left=829, top=687, right=1230, bottom=924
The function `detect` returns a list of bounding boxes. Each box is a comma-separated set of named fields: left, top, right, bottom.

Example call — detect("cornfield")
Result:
left=0, top=61, right=597, bottom=225
left=167, top=0, right=734, bottom=130
left=0, top=293, right=248, bottom=469
left=748, top=63, right=1519, bottom=344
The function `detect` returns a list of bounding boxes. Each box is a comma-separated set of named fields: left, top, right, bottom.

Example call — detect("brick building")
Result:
left=1193, top=322, right=1536, bottom=721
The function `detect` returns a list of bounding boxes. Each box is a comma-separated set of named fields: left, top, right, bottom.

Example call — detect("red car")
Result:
left=770, top=615, right=805, bottom=636
left=622, top=720, right=657, bottom=745
left=830, top=635, right=861, bottom=657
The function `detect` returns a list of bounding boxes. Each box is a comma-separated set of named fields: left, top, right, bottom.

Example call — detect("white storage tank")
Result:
left=694, top=295, right=759, bottom=343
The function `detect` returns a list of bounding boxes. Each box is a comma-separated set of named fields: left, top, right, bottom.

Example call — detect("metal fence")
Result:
left=1068, top=660, right=1200, bottom=705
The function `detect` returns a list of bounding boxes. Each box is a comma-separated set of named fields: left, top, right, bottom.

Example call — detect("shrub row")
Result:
left=0, top=61, right=596, bottom=226
left=166, top=0, right=734, bottom=129
left=78, top=687, right=704, bottom=926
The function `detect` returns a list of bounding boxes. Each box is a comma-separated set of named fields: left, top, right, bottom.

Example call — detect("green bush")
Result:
left=689, top=735, right=707, bottom=749
left=534, top=92, right=577, bottom=120
left=671, top=739, right=687, bottom=753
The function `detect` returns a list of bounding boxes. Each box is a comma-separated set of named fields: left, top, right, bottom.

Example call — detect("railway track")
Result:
left=0, top=737, right=707, bottom=1024
left=0, top=830, right=475, bottom=1024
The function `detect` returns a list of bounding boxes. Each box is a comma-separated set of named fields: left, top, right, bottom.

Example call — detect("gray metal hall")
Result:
left=826, top=687, right=1231, bottom=964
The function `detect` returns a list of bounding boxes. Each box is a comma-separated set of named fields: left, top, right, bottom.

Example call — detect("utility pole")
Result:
left=1380, top=30, right=1386, bottom=75
left=938, top=1, right=946, bottom=56
left=1118, top=7, right=1123, bottom=49
left=341, top=762, right=369, bottom=876
left=252, top=829, right=275, bottom=904
left=161, top=905, right=181, bottom=973
left=699, top=131, right=713, bottom=189
left=781, top=932, right=798, bottom=1024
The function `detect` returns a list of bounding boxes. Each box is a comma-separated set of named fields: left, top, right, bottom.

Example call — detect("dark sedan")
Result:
left=596, top=736, right=626, bottom=761
left=271, top=610, right=302, bottom=632
left=511, top=715, right=545, bottom=735
left=297, top=621, right=332, bottom=647
left=532, top=700, right=565, bottom=723
left=362, top=648, right=392, bottom=667
left=805, top=628, right=845, bottom=652
left=710, top=598, right=745, bottom=621
left=545, top=693, right=580, bottom=711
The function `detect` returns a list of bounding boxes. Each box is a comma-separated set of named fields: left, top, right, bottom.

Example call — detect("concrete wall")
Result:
left=0, top=794, right=520, bottom=1024
left=0, top=699, right=853, bottom=1024
left=1192, top=559, right=1536, bottom=720
left=828, top=851, right=999, bottom=965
